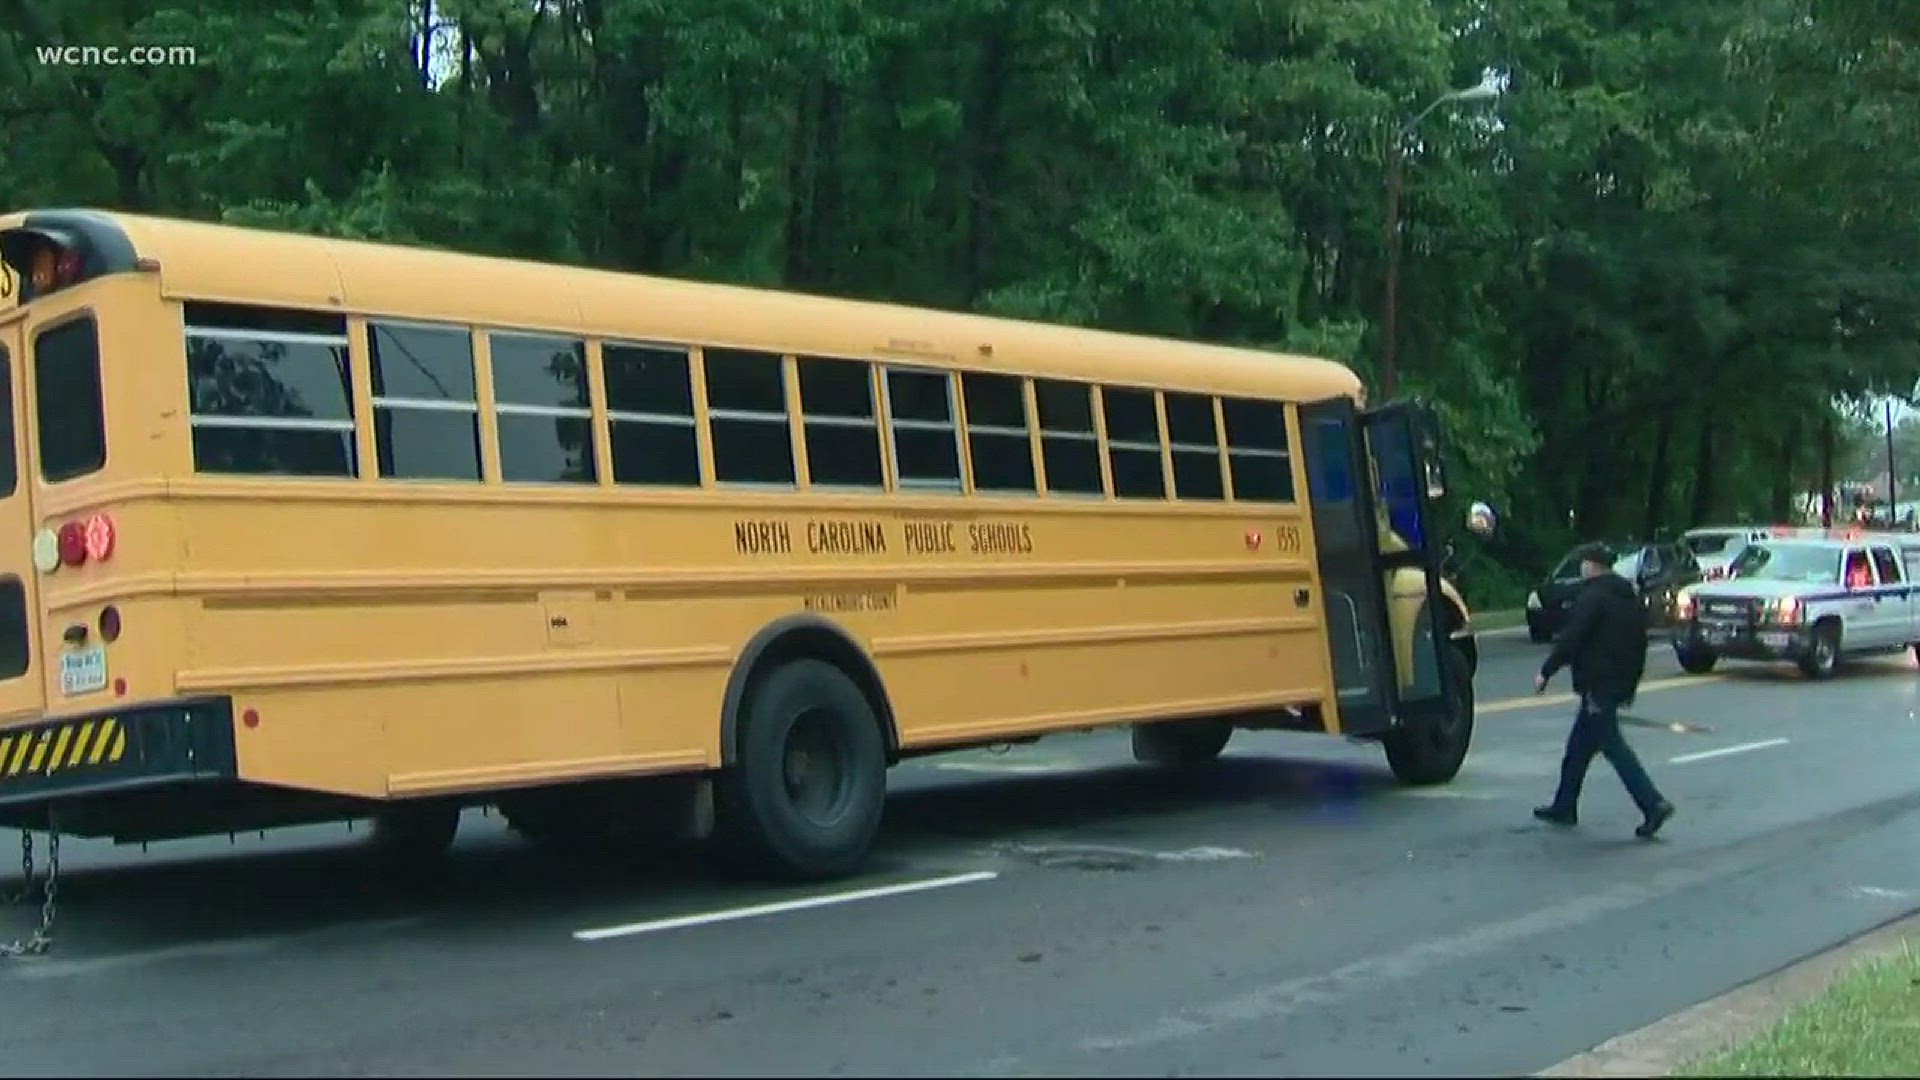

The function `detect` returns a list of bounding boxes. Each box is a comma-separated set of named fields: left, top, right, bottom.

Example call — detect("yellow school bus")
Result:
left=0, top=209, right=1488, bottom=882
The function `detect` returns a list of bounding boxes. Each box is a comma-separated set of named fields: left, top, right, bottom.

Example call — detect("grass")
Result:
left=1680, top=942, right=1920, bottom=1077
left=1472, top=607, right=1525, bottom=631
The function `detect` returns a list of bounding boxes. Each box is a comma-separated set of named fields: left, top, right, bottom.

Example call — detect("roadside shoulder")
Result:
left=1537, top=905, right=1920, bottom=1077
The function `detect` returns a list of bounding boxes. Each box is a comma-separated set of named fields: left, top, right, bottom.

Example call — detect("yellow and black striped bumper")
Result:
left=1, top=716, right=131, bottom=777
left=0, top=698, right=237, bottom=809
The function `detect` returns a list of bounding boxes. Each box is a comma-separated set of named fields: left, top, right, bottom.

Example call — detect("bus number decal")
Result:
left=1274, top=524, right=1303, bottom=553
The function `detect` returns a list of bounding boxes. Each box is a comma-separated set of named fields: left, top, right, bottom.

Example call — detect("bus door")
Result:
left=0, top=311, right=45, bottom=726
left=1298, top=397, right=1459, bottom=736
left=1362, top=401, right=1459, bottom=731
left=1298, top=397, right=1397, bottom=736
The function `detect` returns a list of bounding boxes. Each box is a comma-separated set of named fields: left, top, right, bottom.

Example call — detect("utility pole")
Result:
left=1886, top=398, right=1899, bottom=522
left=1379, top=74, right=1500, bottom=402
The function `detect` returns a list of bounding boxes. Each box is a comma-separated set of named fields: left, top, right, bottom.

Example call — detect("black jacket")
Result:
left=1540, top=571, right=1648, bottom=703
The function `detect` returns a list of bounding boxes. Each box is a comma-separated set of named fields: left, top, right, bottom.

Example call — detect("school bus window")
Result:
left=1033, top=378, right=1103, bottom=497
left=1164, top=391, right=1224, bottom=501
left=0, top=577, right=27, bottom=680
left=884, top=368, right=963, bottom=491
left=704, top=347, right=795, bottom=486
left=797, top=357, right=883, bottom=489
left=1221, top=396, right=1293, bottom=502
left=962, top=372, right=1036, bottom=494
left=1102, top=386, right=1165, bottom=499
left=489, top=331, right=596, bottom=484
left=183, top=302, right=358, bottom=478
left=603, top=342, right=701, bottom=487
left=33, top=315, right=107, bottom=483
left=368, top=322, right=483, bottom=482
left=0, top=347, right=15, bottom=499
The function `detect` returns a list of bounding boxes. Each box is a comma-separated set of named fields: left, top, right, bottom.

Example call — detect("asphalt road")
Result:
left=5, top=631, right=1920, bottom=1077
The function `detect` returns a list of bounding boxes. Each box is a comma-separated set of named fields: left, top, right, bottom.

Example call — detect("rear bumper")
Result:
left=0, top=697, right=236, bottom=813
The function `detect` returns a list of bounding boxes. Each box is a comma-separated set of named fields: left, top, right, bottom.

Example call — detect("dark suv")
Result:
left=1525, top=540, right=1703, bottom=643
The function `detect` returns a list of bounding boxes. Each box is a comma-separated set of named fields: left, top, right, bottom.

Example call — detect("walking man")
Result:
left=1533, top=542, right=1676, bottom=839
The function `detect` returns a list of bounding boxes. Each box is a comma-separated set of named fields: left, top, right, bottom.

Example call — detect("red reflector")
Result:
left=56, top=522, right=86, bottom=567
left=98, top=605, right=121, bottom=642
left=83, top=513, right=115, bottom=561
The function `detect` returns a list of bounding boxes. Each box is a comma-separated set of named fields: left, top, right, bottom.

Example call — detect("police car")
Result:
left=1672, top=528, right=1920, bottom=680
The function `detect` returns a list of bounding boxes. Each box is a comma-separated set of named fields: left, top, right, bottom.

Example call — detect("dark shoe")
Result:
left=1635, top=801, right=1675, bottom=840
left=1533, top=805, right=1577, bottom=827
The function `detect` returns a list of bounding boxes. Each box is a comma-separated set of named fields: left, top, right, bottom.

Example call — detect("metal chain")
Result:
left=1, top=829, right=58, bottom=958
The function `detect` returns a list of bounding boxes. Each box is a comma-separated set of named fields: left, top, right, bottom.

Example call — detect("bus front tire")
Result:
left=1383, top=646, right=1475, bottom=786
left=1130, top=719, right=1233, bottom=766
left=716, top=659, right=888, bottom=882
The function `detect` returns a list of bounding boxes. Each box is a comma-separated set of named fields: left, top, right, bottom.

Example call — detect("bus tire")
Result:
left=715, top=659, right=887, bottom=882
left=1130, top=719, right=1232, bottom=766
left=1674, top=646, right=1718, bottom=675
left=1383, top=646, right=1474, bottom=786
left=367, top=801, right=461, bottom=866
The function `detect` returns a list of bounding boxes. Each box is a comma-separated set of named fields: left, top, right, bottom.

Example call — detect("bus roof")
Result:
left=1, top=208, right=1366, bottom=404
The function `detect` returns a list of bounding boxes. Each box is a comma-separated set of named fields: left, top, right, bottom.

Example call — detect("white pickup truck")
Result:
left=1680, top=525, right=1772, bottom=582
left=1672, top=530, right=1920, bottom=679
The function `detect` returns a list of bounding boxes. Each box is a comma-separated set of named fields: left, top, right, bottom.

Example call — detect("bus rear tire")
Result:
left=1130, top=719, right=1232, bottom=766
left=715, top=659, right=887, bottom=882
left=367, top=801, right=461, bottom=867
left=1383, top=646, right=1474, bottom=786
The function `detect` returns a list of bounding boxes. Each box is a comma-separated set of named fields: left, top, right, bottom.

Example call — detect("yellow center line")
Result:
left=1479, top=673, right=1728, bottom=715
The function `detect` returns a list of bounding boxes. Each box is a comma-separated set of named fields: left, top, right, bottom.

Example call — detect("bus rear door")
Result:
left=1298, top=397, right=1461, bottom=737
left=0, top=311, right=46, bottom=728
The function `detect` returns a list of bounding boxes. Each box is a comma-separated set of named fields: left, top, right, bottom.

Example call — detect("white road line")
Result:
left=572, top=870, right=999, bottom=942
left=1668, top=738, right=1789, bottom=765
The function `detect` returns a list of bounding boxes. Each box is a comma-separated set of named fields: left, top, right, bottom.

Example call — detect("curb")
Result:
left=1536, top=905, right=1920, bottom=1077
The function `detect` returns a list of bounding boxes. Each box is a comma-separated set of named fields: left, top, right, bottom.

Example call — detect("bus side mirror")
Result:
left=1465, top=501, right=1498, bottom=538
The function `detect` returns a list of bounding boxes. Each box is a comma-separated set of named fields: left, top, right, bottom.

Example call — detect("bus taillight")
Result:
left=99, top=605, right=122, bottom=643
left=56, top=522, right=87, bottom=567
left=83, top=513, right=116, bottom=562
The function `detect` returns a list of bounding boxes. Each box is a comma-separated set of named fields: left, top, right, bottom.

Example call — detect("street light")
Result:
left=1380, top=72, right=1502, bottom=401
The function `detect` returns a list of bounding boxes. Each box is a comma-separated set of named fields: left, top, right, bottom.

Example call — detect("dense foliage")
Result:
left=4, top=0, right=1917, bottom=606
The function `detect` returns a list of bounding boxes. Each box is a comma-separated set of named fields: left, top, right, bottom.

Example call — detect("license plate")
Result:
left=59, top=645, right=107, bottom=696
left=1704, top=627, right=1732, bottom=645
left=1761, top=632, right=1791, bottom=648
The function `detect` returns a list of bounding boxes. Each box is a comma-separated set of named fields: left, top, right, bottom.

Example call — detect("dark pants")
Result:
left=1550, top=692, right=1665, bottom=815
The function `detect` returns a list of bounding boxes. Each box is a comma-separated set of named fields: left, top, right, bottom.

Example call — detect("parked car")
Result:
left=1681, top=525, right=1772, bottom=581
left=1525, top=539, right=1704, bottom=643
